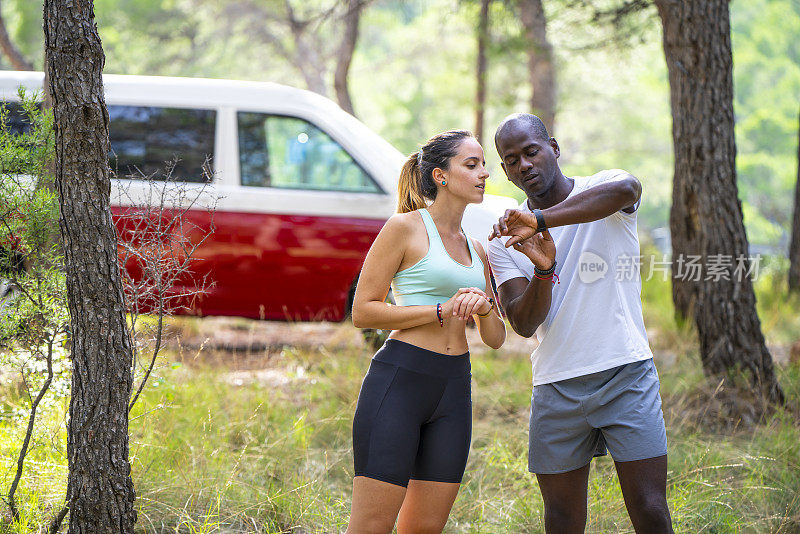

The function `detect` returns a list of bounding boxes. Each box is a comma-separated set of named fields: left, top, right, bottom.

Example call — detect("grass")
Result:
left=130, top=343, right=800, bottom=533
left=1, top=275, right=800, bottom=533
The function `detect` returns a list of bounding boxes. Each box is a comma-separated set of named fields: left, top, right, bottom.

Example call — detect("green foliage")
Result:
left=3, top=0, right=795, bottom=248
left=0, top=90, right=52, bottom=177
left=732, top=0, right=800, bottom=238
left=0, top=408, right=67, bottom=534
left=0, top=90, right=62, bottom=340
left=0, top=91, right=71, bottom=527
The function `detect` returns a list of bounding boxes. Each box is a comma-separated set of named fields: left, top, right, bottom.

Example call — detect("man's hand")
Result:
left=512, top=230, right=555, bottom=271
left=488, top=209, right=539, bottom=246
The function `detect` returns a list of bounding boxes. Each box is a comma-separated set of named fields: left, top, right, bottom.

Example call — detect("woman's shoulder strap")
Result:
left=417, top=208, right=439, bottom=241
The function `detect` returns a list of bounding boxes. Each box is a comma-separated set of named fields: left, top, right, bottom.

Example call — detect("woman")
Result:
left=347, top=130, right=506, bottom=534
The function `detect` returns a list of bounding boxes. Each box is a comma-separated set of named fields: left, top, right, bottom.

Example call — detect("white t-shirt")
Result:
left=488, top=169, right=653, bottom=385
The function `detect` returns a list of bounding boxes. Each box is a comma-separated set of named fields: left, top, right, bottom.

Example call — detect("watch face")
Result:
left=534, top=209, right=546, bottom=231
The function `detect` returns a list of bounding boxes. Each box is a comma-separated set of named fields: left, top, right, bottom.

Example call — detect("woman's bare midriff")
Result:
left=387, top=319, right=470, bottom=355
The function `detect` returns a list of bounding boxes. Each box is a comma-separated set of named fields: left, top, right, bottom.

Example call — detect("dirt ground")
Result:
left=166, top=316, right=536, bottom=358
left=161, top=316, right=541, bottom=388
left=164, top=316, right=791, bottom=372
left=154, top=315, right=799, bottom=396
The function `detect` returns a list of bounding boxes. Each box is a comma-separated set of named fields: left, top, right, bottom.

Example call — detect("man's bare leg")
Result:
left=615, top=455, right=674, bottom=534
left=535, top=463, right=591, bottom=534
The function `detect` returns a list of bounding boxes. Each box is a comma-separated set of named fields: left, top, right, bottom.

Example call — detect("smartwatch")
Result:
left=532, top=208, right=547, bottom=233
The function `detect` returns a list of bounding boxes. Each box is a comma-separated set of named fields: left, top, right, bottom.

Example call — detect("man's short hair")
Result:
left=495, top=113, right=550, bottom=147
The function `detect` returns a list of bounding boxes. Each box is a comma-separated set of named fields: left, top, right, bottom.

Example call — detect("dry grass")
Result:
left=2, top=273, right=799, bottom=533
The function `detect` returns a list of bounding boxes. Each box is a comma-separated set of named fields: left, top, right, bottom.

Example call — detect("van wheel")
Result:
left=361, top=328, right=388, bottom=351
left=349, top=275, right=392, bottom=351
left=0, top=278, right=21, bottom=339
left=0, top=275, right=20, bottom=305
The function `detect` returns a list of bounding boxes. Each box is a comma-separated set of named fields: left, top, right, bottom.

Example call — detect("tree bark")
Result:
left=655, top=0, right=783, bottom=405
left=43, top=0, right=137, bottom=531
left=0, top=0, right=32, bottom=70
left=334, top=0, right=362, bottom=116
left=789, top=107, right=800, bottom=293
left=475, top=0, right=490, bottom=144
left=518, top=0, right=556, bottom=133
left=285, top=1, right=329, bottom=96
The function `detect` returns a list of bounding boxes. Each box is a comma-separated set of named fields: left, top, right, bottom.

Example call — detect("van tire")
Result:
left=0, top=248, right=26, bottom=340
left=0, top=278, right=21, bottom=339
left=347, top=275, right=392, bottom=351
left=361, top=328, right=389, bottom=351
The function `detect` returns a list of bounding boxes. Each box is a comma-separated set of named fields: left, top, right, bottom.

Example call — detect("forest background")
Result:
left=2, top=1, right=800, bottom=532
left=3, top=0, right=798, bottom=251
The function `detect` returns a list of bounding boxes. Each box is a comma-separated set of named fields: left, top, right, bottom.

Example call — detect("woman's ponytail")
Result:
left=397, top=152, right=428, bottom=213
left=396, top=130, right=473, bottom=214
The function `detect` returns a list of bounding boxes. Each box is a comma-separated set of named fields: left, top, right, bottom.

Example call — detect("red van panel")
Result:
left=113, top=207, right=384, bottom=321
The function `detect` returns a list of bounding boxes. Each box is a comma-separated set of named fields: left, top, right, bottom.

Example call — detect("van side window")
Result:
left=238, top=113, right=381, bottom=193
left=108, top=106, right=215, bottom=183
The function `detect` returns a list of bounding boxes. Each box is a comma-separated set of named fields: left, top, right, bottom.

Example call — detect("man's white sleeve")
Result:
left=591, top=169, right=641, bottom=218
left=488, top=237, right=527, bottom=287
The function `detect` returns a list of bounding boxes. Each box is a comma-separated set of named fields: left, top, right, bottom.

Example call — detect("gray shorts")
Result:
left=528, top=358, right=667, bottom=474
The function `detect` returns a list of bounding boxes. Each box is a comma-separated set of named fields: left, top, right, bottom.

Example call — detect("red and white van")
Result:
left=0, top=72, right=516, bottom=322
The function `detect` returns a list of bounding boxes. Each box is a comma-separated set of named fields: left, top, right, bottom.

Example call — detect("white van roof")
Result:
left=0, top=70, right=405, bottom=172
left=0, top=71, right=517, bottom=238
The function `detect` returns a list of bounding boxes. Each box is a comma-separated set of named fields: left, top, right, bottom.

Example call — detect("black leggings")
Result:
left=352, top=339, right=472, bottom=487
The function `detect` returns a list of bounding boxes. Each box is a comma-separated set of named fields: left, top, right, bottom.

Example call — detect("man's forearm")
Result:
left=542, top=178, right=640, bottom=229
left=505, top=278, right=553, bottom=338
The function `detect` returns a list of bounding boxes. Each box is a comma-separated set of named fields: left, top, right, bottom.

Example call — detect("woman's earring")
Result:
left=441, top=180, right=446, bottom=186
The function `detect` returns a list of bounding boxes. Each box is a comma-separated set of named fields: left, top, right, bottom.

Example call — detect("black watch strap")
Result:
left=532, top=208, right=547, bottom=233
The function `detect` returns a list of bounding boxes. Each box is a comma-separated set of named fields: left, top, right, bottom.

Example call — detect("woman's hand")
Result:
left=512, top=230, right=556, bottom=271
left=442, top=287, right=492, bottom=320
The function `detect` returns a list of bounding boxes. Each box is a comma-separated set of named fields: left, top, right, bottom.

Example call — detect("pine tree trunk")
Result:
left=0, top=1, right=33, bottom=70
left=518, top=0, right=555, bottom=133
left=43, top=0, right=137, bottom=531
left=655, top=0, right=783, bottom=405
left=475, top=0, right=490, bottom=144
left=285, top=3, right=328, bottom=97
left=334, top=0, right=362, bottom=116
left=788, top=107, right=800, bottom=293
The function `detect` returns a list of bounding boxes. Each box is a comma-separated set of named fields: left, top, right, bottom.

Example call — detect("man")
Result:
left=487, top=113, right=673, bottom=533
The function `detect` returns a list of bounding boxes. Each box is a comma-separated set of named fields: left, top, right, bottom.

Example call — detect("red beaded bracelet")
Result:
left=436, top=302, right=444, bottom=327
left=534, top=272, right=560, bottom=284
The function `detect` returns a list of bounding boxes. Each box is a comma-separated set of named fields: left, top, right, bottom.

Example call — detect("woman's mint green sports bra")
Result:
left=391, top=208, right=486, bottom=306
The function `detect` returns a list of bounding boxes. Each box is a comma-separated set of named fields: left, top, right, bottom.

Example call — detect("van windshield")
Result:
left=238, top=112, right=382, bottom=193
